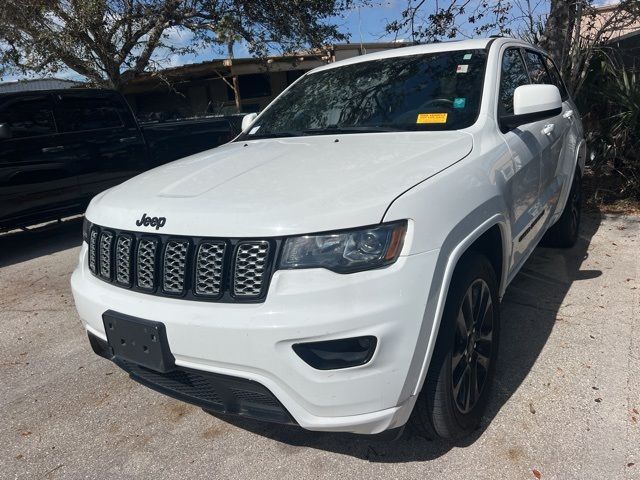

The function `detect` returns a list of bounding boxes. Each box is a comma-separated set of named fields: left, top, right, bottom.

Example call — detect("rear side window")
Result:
left=56, top=94, right=124, bottom=132
left=543, top=56, right=569, bottom=100
left=499, top=49, right=530, bottom=115
left=0, top=95, right=56, bottom=139
left=523, top=51, right=552, bottom=85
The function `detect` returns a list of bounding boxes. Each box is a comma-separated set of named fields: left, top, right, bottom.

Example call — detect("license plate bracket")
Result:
left=102, top=310, right=175, bottom=373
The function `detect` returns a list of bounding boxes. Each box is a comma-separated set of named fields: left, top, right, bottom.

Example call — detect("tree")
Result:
left=0, top=0, right=353, bottom=90
left=212, top=14, right=243, bottom=113
left=574, top=1, right=638, bottom=96
left=385, top=0, right=514, bottom=43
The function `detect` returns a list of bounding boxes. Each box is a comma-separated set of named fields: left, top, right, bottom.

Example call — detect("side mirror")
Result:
left=500, top=84, right=562, bottom=132
left=0, top=123, right=12, bottom=140
left=241, top=113, right=258, bottom=132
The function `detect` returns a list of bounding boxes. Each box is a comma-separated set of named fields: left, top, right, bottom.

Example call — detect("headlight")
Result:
left=82, top=217, right=92, bottom=243
left=279, top=221, right=407, bottom=273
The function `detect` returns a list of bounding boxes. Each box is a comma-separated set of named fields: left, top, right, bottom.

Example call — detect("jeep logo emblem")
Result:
left=135, top=213, right=166, bottom=230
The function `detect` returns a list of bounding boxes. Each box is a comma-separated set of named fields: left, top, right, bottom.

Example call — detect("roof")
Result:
left=0, top=78, right=83, bottom=94
left=608, top=28, right=640, bottom=44
left=311, top=37, right=527, bottom=73
left=0, top=87, right=116, bottom=97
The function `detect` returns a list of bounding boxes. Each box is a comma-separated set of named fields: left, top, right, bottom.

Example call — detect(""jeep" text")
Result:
left=135, top=213, right=166, bottom=230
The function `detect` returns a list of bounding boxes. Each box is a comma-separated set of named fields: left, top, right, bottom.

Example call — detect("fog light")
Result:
left=292, top=336, right=377, bottom=370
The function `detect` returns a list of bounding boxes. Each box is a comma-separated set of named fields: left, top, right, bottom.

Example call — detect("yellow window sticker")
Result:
left=417, top=113, right=448, bottom=124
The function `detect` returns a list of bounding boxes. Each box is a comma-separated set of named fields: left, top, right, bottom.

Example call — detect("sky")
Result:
left=1, top=0, right=620, bottom=83
left=164, top=1, right=413, bottom=69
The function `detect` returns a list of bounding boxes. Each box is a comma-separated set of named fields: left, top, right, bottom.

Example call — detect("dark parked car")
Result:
left=0, top=89, right=236, bottom=231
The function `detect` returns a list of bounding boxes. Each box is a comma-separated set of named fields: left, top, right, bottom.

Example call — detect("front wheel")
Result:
left=410, top=252, right=500, bottom=439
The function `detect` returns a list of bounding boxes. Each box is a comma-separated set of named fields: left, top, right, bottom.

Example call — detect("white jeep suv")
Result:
left=71, top=37, right=585, bottom=438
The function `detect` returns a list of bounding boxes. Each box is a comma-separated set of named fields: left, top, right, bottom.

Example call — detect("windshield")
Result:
left=239, top=49, right=488, bottom=140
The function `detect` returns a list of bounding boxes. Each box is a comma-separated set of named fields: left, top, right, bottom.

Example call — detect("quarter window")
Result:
left=499, top=49, right=530, bottom=115
left=524, top=51, right=552, bottom=85
left=543, top=55, right=569, bottom=100
left=0, top=96, right=57, bottom=139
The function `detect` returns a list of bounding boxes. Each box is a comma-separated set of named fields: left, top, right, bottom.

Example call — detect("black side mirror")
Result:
left=499, top=107, right=562, bottom=132
left=0, top=123, right=12, bottom=140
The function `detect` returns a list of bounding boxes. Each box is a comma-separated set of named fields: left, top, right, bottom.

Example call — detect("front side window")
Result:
left=56, top=94, right=123, bottom=132
left=499, top=48, right=530, bottom=115
left=240, top=49, right=488, bottom=139
left=0, top=95, right=56, bottom=139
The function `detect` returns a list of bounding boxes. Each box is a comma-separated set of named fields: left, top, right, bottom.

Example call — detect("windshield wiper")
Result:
left=242, top=131, right=307, bottom=140
left=302, top=125, right=404, bottom=135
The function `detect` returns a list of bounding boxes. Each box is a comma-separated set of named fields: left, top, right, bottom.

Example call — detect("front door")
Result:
left=497, top=46, right=545, bottom=272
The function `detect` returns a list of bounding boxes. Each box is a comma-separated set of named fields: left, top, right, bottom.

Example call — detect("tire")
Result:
left=410, top=252, right=500, bottom=439
left=541, top=169, right=582, bottom=248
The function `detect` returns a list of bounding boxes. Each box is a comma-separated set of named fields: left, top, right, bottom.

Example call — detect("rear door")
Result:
left=541, top=53, right=581, bottom=217
left=52, top=91, right=148, bottom=200
left=0, top=93, right=81, bottom=227
left=522, top=49, right=571, bottom=216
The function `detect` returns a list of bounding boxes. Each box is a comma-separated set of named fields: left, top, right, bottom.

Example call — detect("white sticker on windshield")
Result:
left=249, top=126, right=261, bottom=135
left=456, top=64, right=469, bottom=74
left=463, top=53, right=472, bottom=60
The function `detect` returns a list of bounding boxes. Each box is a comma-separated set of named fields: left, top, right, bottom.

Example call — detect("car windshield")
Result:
left=239, top=49, right=488, bottom=140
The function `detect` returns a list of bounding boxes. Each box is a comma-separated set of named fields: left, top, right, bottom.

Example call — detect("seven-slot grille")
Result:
left=88, top=225, right=275, bottom=303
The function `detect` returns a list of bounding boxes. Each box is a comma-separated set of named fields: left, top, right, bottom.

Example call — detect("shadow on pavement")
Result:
left=0, top=217, right=83, bottom=268
left=208, top=212, right=603, bottom=462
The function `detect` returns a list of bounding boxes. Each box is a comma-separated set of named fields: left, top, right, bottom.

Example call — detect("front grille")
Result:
left=163, top=240, right=189, bottom=294
left=115, top=235, right=133, bottom=286
left=233, top=241, right=270, bottom=297
left=87, top=224, right=278, bottom=303
left=99, top=231, right=114, bottom=279
left=137, top=239, right=158, bottom=291
left=195, top=242, right=225, bottom=296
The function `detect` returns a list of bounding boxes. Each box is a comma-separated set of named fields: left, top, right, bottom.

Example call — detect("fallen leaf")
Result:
left=532, top=468, right=542, bottom=479
left=633, top=408, right=639, bottom=415
left=20, top=431, right=31, bottom=437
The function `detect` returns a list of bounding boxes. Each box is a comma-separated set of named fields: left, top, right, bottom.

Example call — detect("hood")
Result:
left=87, top=132, right=472, bottom=237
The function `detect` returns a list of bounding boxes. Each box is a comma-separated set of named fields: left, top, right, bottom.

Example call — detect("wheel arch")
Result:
left=400, top=209, right=510, bottom=401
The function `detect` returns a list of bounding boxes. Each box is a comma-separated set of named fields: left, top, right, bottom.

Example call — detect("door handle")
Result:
left=541, top=124, right=555, bottom=136
left=41, top=145, right=65, bottom=153
left=119, top=136, right=138, bottom=143
left=563, top=110, right=574, bottom=119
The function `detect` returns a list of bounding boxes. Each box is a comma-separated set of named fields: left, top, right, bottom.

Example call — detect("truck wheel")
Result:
left=542, top=170, right=582, bottom=248
left=410, top=252, right=500, bottom=439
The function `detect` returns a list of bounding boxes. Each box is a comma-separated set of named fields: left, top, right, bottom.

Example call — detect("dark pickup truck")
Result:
left=0, top=89, right=236, bottom=231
